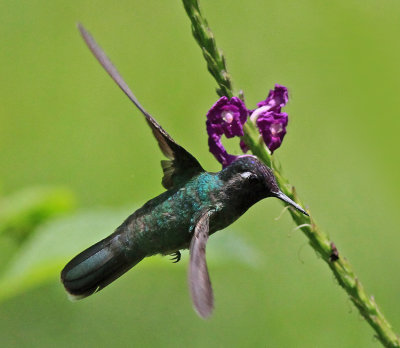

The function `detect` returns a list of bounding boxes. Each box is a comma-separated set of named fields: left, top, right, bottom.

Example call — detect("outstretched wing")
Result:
left=188, top=211, right=214, bottom=319
left=78, top=23, right=204, bottom=189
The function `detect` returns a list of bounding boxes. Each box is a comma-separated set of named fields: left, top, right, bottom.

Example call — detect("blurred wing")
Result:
left=188, top=211, right=214, bottom=319
left=78, top=23, right=204, bottom=189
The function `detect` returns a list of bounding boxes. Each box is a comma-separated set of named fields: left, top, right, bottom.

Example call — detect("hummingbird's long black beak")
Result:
left=274, top=191, right=309, bottom=216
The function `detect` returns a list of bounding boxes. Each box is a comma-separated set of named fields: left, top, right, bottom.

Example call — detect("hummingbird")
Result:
left=61, top=24, right=308, bottom=319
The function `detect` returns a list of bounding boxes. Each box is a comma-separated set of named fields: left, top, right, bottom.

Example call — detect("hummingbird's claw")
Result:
left=170, top=251, right=181, bottom=263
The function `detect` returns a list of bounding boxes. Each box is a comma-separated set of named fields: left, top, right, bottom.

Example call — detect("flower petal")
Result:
left=257, top=84, right=288, bottom=111
left=207, top=133, right=238, bottom=167
left=206, top=96, right=248, bottom=138
left=239, top=140, right=249, bottom=153
left=256, top=111, right=288, bottom=153
left=206, top=96, right=249, bottom=166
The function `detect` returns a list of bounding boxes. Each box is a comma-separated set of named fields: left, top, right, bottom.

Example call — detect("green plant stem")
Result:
left=182, top=0, right=400, bottom=347
left=182, top=0, right=233, bottom=98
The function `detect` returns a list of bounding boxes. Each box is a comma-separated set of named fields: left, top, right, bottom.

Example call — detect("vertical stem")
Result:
left=182, top=0, right=400, bottom=347
left=182, top=0, right=233, bottom=98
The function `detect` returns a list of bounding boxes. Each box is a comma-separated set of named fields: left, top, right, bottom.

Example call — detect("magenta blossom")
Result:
left=206, top=84, right=289, bottom=167
left=206, top=96, right=248, bottom=138
left=257, top=84, right=288, bottom=110
left=206, top=96, right=248, bottom=167
left=208, top=132, right=238, bottom=168
left=256, top=111, right=288, bottom=153
left=251, top=84, right=289, bottom=153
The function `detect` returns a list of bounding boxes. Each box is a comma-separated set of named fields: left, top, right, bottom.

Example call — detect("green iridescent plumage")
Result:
left=61, top=24, right=308, bottom=318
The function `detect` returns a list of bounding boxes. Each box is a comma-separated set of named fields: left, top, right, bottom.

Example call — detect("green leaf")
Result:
left=0, top=207, right=130, bottom=302
left=0, top=186, right=76, bottom=243
left=0, top=186, right=76, bottom=273
left=0, top=206, right=260, bottom=303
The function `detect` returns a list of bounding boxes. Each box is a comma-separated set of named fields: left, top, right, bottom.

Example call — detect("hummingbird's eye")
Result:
left=240, top=172, right=252, bottom=179
left=240, top=171, right=258, bottom=183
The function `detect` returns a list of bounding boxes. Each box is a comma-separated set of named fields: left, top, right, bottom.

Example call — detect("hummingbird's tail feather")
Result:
left=61, top=234, right=145, bottom=300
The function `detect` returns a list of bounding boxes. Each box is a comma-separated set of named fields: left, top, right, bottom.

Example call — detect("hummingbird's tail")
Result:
left=61, top=232, right=145, bottom=300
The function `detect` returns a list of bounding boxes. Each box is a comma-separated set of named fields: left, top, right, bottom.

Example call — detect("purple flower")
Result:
left=257, top=84, right=288, bottom=110
left=205, top=84, right=289, bottom=166
left=206, top=96, right=248, bottom=138
left=206, top=96, right=248, bottom=167
left=239, top=140, right=249, bottom=153
left=251, top=84, right=289, bottom=153
left=208, top=132, right=238, bottom=167
left=256, top=111, right=288, bottom=153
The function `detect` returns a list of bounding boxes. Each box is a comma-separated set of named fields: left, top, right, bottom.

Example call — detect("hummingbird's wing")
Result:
left=78, top=24, right=204, bottom=189
left=189, top=211, right=214, bottom=319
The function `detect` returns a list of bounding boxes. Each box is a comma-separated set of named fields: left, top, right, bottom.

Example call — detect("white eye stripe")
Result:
left=240, top=172, right=253, bottom=179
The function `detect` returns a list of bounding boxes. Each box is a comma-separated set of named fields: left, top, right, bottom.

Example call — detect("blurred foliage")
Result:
left=0, top=187, right=75, bottom=243
left=0, top=0, right=400, bottom=347
left=0, top=187, right=75, bottom=273
left=0, top=205, right=123, bottom=302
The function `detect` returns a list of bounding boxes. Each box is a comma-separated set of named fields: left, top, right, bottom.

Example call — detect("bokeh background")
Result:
left=1, top=0, right=400, bottom=347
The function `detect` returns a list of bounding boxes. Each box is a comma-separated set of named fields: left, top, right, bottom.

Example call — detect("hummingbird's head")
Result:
left=220, top=155, right=308, bottom=215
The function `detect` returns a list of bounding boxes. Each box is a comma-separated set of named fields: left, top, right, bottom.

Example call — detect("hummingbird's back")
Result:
left=61, top=172, right=223, bottom=299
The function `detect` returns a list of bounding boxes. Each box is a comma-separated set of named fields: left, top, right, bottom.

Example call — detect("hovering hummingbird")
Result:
left=61, top=24, right=308, bottom=318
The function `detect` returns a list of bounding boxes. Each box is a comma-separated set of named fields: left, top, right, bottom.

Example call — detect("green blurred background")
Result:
left=1, top=0, right=400, bottom=346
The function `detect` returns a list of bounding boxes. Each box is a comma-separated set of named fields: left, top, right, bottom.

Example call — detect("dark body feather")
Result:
left=61, top=156, right=276, bottom=299
left=61, top=24, right=308, bottom=315
left=115, top=158, right=274, bottom=256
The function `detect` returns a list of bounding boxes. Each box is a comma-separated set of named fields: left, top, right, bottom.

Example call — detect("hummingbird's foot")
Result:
left=170, top=251, right=181, bottom=263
